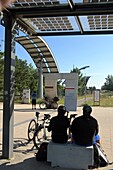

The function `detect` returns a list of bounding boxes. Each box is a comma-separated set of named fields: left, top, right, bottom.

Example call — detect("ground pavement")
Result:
left=0, top=103, right=113, bottom=170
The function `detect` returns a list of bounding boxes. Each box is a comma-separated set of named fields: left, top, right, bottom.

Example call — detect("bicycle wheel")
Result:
left=39, top=102, right=47, bottom=109
left=28, top=119, right=36, bottom=141
left=33, top=127, right=51, bottom=149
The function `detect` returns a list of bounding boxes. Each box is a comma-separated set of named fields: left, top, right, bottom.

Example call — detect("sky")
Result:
left=1, top=24, right=113, bottom=89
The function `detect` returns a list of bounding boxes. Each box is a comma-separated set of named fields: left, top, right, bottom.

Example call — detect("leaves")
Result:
left=0, top=53, right=38, bottom=96
left=101, top=75, right=113, bottom=91
left=15, top=56, right=38, bottom=95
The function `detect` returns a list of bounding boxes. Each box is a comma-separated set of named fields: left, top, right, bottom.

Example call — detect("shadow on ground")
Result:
left=0, top=157, right=51, bottom=170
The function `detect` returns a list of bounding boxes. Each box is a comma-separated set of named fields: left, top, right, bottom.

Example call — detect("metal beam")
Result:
left=74, top=16, right=84, bottom=34
left=68, top=0, right=75, bottom=9
left=7, top=3, right=113, bottom=18
left=16, top=18, right=36, bottom=34
left=32, top=30, right=113, bottom=36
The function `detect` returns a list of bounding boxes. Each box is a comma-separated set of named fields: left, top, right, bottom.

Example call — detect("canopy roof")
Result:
left=1, top=0, right=113, bottom=73
left=3, top=0, right=113, bottom=36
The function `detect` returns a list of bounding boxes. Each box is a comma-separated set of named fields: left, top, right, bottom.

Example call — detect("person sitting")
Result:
left=48, top=105, right=70, bottom=143
left=71, top=104, right=99, bottom=146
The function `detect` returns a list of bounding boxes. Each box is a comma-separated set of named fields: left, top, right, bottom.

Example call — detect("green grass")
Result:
left=83, top=94, right=113, bottom=107
left=2, top=91, right=113, bottom=107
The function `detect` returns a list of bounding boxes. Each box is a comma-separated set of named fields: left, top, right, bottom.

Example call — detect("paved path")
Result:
left=0, top=103, right=113, bottom=170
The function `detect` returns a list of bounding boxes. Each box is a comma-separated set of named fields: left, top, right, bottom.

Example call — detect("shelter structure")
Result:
left=16, top=35, right=59, bottom=98
left=1, top=0, right=113, bottom=159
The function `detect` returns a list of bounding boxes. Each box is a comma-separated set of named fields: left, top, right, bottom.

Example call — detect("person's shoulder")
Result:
left=90, top=116, right=98, bottom=122
left=51, top=116, right=57, bottom=120
left=76, top=115, right=83, bottom=119
left=73, top=115, right=83, bottom=122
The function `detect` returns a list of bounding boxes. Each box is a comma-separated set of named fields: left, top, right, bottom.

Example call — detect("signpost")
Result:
left=94, top=89, right=100, bottom=105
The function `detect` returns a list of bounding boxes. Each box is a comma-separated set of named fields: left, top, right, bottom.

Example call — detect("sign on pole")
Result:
left=93, top=89, right=100, bottom=105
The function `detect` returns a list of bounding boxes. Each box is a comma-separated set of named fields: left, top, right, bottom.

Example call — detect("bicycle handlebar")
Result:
left=44, top=114, right=51, bottom=120
left=66, top=111, right=78, bottom=121
left=70, top=114, right=78, bottom=119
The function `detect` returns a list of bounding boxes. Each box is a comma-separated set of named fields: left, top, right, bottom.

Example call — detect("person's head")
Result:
left=57, top=105, right=67, bottom=116
left=0, top=0, right=15, bottom=11
left=83, top=104, right=92, bottom=117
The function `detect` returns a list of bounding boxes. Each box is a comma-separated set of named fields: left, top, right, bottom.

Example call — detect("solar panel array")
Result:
left=88, top=15, right=113, bottom=30
left=11, top=0, right=74, bottom=32
left=11, top=0, right=60, bottom=8
left=30, top=17, right=73, bottom=31
left=10, top=0, right=113, bottom=32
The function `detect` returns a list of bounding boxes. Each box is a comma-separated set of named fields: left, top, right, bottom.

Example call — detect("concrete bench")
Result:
left=47, top=141, right=94, bottom=170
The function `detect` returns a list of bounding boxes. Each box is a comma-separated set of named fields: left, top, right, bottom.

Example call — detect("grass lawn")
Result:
left=6, top=91, right=113, bottom=107
left=81, top=94, right=113, bottom=107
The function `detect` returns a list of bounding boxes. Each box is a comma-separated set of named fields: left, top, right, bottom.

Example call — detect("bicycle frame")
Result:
left=33, top=113, right=51, bottom=149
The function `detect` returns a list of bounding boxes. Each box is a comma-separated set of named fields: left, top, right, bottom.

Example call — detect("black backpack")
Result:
left=35, top=142, right=48, bottom=161
left=93, top=143, right=110, bottom=168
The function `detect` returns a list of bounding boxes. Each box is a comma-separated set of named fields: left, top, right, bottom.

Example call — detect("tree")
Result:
left=57, top=80, right=65, bottom=97
left=70, top=67, right=84, bottom=95
left=15, top=56, right=38, bottom=95
left=88, top=86, right=96, bottom=94
left=101, top=75, right=113, bottom=91
left=28, top=63, right=38, bottom=93
left=0, top=54, right=39, bottom=99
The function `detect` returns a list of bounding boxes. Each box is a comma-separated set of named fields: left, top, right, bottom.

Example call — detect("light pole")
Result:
left=79, top=66, right=90, bottom=104
left=79, top=66, right=90, bottom=71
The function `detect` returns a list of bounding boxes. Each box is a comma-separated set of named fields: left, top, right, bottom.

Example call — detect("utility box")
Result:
left=22, top=89, right=30, bottom=104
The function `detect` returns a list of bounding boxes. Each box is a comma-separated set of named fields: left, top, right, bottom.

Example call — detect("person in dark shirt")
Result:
left=48, top=105, right=70, bottom=143
left=31, top=91, right=37, bottom=110
left=71, top=104, right=99, bottom=146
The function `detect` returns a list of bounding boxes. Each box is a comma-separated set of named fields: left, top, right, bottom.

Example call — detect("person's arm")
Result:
left=48, top=118, right=52, bottom=132
left=95, top=120, right=99, bottom=135
left=71, top=134, right=75, bottom=143
left=67, top=117, right=70, bottom=128
left=70, top=119, right=77, bottom=134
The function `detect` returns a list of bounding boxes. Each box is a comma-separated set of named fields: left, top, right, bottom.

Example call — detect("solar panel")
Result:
left=87, top=15, right=113, bottom=30
left=29, top=16, right=73, bottom=32
left=11, top=0, right=60, bottom=7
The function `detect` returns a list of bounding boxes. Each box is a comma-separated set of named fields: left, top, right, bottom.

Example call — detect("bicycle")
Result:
left=39, top=96, right=59, bottom=110
left=33, top=113, right=51, bottom=149
left=28, top=111, right=40, bottom=141
left=33, top=110, right=77, bottom=149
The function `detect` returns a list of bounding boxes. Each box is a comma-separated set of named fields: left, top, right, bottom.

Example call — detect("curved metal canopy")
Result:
left=16, top=35, right=59, bottom=73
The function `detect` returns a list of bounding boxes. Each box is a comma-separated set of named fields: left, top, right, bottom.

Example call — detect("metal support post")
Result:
left=2, top=14, right=16, bottom=159
left=38, top=57, right=43, bottom=99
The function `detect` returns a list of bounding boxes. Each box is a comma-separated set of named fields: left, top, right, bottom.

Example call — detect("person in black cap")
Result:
left=48, top=105, right=70, bottom=143
left=71, top=104, right=99, bottom=146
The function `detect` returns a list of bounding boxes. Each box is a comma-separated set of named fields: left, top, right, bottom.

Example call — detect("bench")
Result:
left=47, top=141, right=94, bottom=170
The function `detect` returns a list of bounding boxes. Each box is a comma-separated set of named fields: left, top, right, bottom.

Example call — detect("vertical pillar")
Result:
left=2, top=14, right=16, bottom=159
left=38, top=58, right=43, bottom=99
